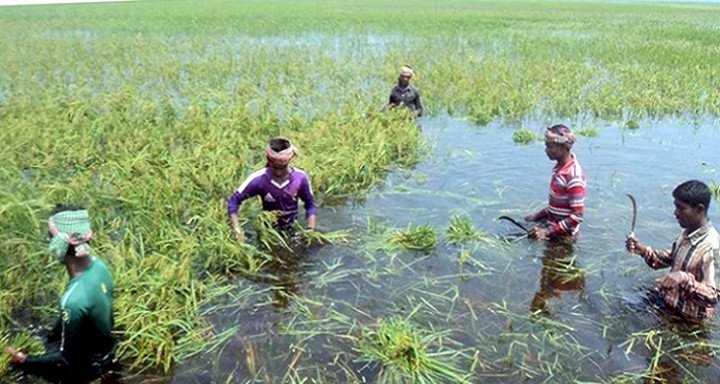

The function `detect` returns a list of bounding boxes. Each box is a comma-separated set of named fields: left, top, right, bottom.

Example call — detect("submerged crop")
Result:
left=356, top=316, right=469, bottom=384
left=386, top=224, right=437, bottom=251
left=512, top=129, right=540, bottom=145
left=2, top=0, right=720, bottom=382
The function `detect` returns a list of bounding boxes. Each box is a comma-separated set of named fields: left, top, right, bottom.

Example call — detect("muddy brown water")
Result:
left=171, top=115, right=720, bottom=383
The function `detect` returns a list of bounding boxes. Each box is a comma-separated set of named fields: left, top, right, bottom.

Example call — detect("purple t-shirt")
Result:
left=227, top=167, right=317, bottom=228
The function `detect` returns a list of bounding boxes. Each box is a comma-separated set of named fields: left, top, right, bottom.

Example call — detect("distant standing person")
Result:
left=525, top=124, right=586, bottom=240
left=388, top=65, right=423, bottom=117
left=227, top=137, right=317, bottom=240
left=5, top=205, right=117, bottom=383
left=626, top=180, right=720, bottom=320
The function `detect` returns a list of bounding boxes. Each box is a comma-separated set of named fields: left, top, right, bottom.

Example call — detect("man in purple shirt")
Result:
left=227, top=138, right=317, bottom=240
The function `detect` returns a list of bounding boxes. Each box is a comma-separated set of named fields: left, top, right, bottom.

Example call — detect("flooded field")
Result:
left=171, top=116, right=720, bottom=383
left=3, top=0, right=720, bottom=382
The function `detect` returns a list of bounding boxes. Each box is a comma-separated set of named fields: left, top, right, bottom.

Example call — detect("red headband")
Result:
left=266, top=144, right=298, bottom=164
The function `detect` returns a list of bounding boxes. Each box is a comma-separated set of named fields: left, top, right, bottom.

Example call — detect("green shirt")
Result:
left=26, top=257, right=115, bottom=368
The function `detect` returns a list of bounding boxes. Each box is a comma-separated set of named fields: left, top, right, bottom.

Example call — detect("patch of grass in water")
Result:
left=512, top=129, right=540, bottom=144
left=386, top=224, right=437, bottom=251
left=447, top=214, right=487, bottom=244
left=469, top=109, right=493, bottom=126
left=709, top=184, right=720, bottom=200
left=356, top=316, right=468, bottom=384
left=296, top=226, right=351, bottom=247
left=624, top=119, right=640, bottom=130
left=577, top=126, right=599, bottom=137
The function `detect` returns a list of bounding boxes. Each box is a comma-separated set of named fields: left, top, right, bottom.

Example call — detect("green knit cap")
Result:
left=48, top=210, right=93, bottom=260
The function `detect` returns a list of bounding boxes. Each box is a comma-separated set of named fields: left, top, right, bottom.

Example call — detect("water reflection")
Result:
left=640, top=318, right=714, bottom=383
left=245, top=241, right=311, bottom=309
left=530, top=240, right=586, bottom=316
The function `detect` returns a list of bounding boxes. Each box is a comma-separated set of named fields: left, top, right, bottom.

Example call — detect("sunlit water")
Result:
left=172, top=115, right=720, bottom=383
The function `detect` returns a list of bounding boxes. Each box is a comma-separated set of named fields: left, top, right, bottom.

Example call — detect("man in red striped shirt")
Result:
left=525, top=124, right=586, bottom=240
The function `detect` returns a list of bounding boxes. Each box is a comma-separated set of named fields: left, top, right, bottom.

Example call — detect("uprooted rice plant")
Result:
left=512, top=129, right=541, bottom=145
left=2, top=0, right=720, bottom=382
left=355, top=316, right=469, bottom=384
left=709, top=184, right=720, bottom=200
left=447, top=214, right=488, bottom=245
left=386, top=225, right=438, bottom=251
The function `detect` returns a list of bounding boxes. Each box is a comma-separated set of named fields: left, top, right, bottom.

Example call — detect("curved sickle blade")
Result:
left=627, top=194, right=637, bottom=233
left=498, top=215, right=529, bottom=233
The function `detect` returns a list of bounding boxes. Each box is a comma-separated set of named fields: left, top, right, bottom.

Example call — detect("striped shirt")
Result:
left=532, top=153, right=586, bottom=237
left=642, top=223, right=720, bottom=319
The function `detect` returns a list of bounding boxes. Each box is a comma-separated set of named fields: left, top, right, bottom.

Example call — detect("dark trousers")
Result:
left=18, top=356, right=115, bottom=384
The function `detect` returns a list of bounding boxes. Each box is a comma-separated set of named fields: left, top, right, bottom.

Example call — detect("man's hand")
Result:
left=524, top=214, right=536, bottom=223
left=528, top=226, right=549, bottom=240
left=625, top=233, right=638, bottom=253
left=656, top=271, right=693, bottom=291
left=625, top=233, right=646, bottom=255
left=232, top=228, right=244, bottom=242
left=5, top=347, right=27, bottom=365
left=306, top=215, right=316, bottom=232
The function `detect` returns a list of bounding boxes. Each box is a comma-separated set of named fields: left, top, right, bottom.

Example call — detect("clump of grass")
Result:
left=256, top=211, right=291, bottom=251
left=624, top=119, right=640, bottom=130
left=356, top=317, right=468, bottom=384
left=709, top=184, right=720, bottom=200
left=447, top=215, right=487, bottom=244
left=512, top=129, right=540, bottom=144
left=577, top=126, right=599, bottom=137
left=0, top=332, right=45, bottom=376
left=386, top=224, right=437, bottom=251
left=469, top=109, right=493, bottom=126
left=296, top=226, right=351, bottom=247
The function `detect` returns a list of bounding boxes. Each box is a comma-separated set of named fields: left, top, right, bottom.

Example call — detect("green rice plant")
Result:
left=0, top=332, right=45, bottom=377
left=469, top=109, right=493, bottom=126
left=709, top=184, right=720, bottom=200
left=296, top=227, right=351, bottom=247
left=356, top=316, right=469, bottom=384
left=624, top=119, right=640, bottom=130
left=577, top=126, right=599, bottom=137
left=386, top=225, right=437, bottom=251
left=2, top=0, right=720, bottom=381
left=447, top=215, right=488, bottom=244
left=512, top=129, right=540, bottom=145
left=256, top=211, right=292, bottom=252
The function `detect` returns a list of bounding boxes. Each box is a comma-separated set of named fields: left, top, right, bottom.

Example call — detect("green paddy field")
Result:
left=2, top=1, right=720, bottom=382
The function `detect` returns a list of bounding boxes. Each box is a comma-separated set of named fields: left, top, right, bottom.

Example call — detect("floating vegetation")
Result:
left=356, top=316, right=468, bottom=384
left=709, top=184, right=720, bottom=200
left=512, top=129, right=540, bottom=144
left=624, top=119, right=640, bottom=130
left=577, top=126, right=599, bottom=137
left=296, top=226, right=351, bottom=247
left=470, top=109, right=493, bottom=126
left=447, top=214, right=488, bottom=244
left=386, top=224, right=438, bottom=251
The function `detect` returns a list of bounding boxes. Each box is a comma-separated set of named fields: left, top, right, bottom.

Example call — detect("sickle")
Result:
left=498, top=215, right=529, bottom=233
left=627, top=194, right=637, bottom=234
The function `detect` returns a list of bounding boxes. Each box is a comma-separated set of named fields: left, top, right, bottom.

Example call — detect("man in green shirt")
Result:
left=5, top=205, right=117, bottom=383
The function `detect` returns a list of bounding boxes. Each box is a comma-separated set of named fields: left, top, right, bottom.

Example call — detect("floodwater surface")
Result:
left=172, top=116, right=720, bottom=383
